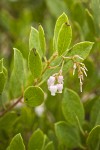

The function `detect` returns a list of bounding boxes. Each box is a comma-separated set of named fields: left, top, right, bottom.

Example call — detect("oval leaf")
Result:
left=91, top=0, right=100, bottom=35
left=55, top=121, right=80, bottom=149
left=63, top=41, right=94, bottom=74
left=9, top=48, right=25, bottom=98
left=8, top=133, right=25, bottom=150
left=85, top=9, right=95, bottom=33
left=67, top=41, right=94, bottom=59
left=38, top=25, right=46, bottom=56
left=45, top=142, right=55, bottom=150
left=6, top=146, right=10, bottom=150
left=29, top=27, right=42, bottom=56
left=90, top=97, right=100, bottom=128
left=46, top=0, right=68, bottom=18
left=24, top=86, right=44, bottom=107
left=28, top=49, right=42, bottom=79
left=87, top=125, right=100, bottom=150
left=53, top=13, right=68, bottom=51
left=0, top=112, right=17, bottom=129
left=28, top=129, right=44, bottom=150
left=13, top=48, right=25, bottom=84
left=3, top=66, right=8, bottom=78
left=0, top=59, right=7, bottom=94
left=62, top=88, right=84, bottom=126
left=57, top=22, right=72, bottom=56
left=0, top=72, right=6, bottom=94
left=0, top=58, right=3, bottom=72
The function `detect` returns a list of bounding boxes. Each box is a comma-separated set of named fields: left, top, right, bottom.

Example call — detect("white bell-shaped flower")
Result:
left=58, top=75, right=63, bottom=84
left=57, top=84, right=63, bottom=93
left=49, top=85, right=57, bottom=96
left=47, top=76, right=55, bottom=87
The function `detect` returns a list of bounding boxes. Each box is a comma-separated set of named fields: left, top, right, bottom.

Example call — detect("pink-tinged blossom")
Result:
left=57, top=84, right=63, bottom=93
left=47, top=76, right=55, bottom=87
left=49, top=85, right=57, bottom=96
left=47, top=74, right=64, bottom=96
left=58, top=76, right=63, bottom=84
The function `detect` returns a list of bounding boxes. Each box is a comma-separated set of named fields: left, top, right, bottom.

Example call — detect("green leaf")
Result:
left=20, top=107, right=34, bottom=129
left=9, top=48, right=25, bottom=98
left=0, top=72, right=6, bottom=94
left=67, top=41, right=94, bottom=59
left=13, top=48, right=25, bottom=85
left=28, top=129, right=44, bottom=150
left=9, top=71, right=22, bottom=98
left=38, top=25, right=46, bottom=56
left=91, top=0, right=100, bottom=35
left=29, top=27, right=42, bottom=56
left=63, top=41, right=94, bottom=73
left=46, top=0, right=69, bottom=18
left=24, top=86, right=44, bottom=107
left=3, top=66, right=8, bottom=78
left=73, top=3, right=85, bottom=26
left=6, top=146, right=10, bottom=150
left=28, top=48, right=42, bottom=79
left=62, top=88, right=84, bottom=126
left=90, top=97, right=100, bottom=127
left=43, top=41, right=93, bottom=84
left=87, top=125, right=100, bottom=150
left=0, top=59, right=3, bottom=72
left=53, top=13, right=68, bottom=50
left=45, top=142, right=55, bottom=150
left=55, top=121, right=80, bottom=149
left=57, top=22, right=72, bottom=56
left=8, top=133, right=25, bottom=150
left=0, top=112, right=17, bottom=129
left=85, top=9, right=95, bottom=34
left=0, top=59, right=7, bottom=94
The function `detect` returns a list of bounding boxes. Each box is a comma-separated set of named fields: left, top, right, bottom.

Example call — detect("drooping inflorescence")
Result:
left=72, top=55, right=88, bottom=92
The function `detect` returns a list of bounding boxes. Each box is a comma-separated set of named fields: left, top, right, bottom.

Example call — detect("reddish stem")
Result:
left=0, top=96, right=23, bottom=117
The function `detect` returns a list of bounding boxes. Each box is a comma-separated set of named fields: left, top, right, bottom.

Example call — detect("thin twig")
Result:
left=41, top=52, right=58, bottom=75
left=34, top=52, right=58, bottom=86
left=0, top=96, right=23, bottom=117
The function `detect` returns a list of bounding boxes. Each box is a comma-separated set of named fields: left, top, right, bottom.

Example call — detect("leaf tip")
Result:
left=62, top=12, right=67, bottom=17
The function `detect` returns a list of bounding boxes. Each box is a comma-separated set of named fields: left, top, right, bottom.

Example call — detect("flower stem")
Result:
left=42, top=52, right=58, bottom=75
left=34, top=52, right=58, bottom=86
left=60, top=59, right=65, bottom=71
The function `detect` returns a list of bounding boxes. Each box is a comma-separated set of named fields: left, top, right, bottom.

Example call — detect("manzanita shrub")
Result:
left=1, top=12, right=100, bottom=150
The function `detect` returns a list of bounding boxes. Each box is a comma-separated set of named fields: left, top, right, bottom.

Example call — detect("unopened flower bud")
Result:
left=57, top=84, right=63, bottom=93
left=47, top=76, right=55, bottom=87
left=49, top=85, right=57, bottom=96
left=58, top=76, right=63, bottom=84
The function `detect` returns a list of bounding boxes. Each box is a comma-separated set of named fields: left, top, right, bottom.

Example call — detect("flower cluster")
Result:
left=47, top=73, right=64, bottom=96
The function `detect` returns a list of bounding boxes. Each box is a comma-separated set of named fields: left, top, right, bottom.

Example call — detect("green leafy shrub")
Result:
left=0, top=1, right=100, bottom=149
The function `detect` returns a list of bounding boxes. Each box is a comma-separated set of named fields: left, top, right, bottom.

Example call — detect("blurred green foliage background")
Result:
left=0, top=0, right=100, bottom=149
